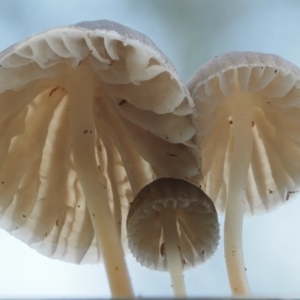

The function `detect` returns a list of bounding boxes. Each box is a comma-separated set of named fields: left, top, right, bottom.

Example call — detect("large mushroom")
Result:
left=0, top=20, right=201, bottom=297
left=188, top=51, right=300, bottom=295
left=127, top=177, right=219, bottom=297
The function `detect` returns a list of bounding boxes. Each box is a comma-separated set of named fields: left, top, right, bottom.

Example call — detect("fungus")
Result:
left=0, top=20, right=201, bottom=297
left=127, top=178, right=219, bottom=297
left=188, top=51, right=300, bottom=295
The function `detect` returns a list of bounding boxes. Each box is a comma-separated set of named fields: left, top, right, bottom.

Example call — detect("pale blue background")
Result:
left=1, top=0, right=300, bottom=298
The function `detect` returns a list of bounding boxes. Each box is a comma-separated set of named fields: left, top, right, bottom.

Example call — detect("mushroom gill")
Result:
left=127, top=178, right=219, bottom=297
left=0, top=20, right=201, bottom=297
left=188, top=51, right=300, bottom=295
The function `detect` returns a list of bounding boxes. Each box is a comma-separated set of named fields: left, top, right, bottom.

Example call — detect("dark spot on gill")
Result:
left=286, top=191, right=298, bottom=201
left=49, top=86, right=65, bottom=97
left=118, top=99, right=127, bottom=106
left=167, top=152, right=178, bottom=157
left=160, top=243, right=165, bottom=256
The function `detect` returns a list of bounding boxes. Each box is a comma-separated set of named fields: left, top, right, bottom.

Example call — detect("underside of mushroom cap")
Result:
left=0, top=20, right=201, bottom=263
left=127, top=178, right=219, bottom=271
left=188, top=51, right=300, bottom=215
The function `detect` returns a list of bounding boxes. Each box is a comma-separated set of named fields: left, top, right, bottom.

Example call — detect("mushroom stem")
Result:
left=161, top=203, right=187, bottom=298
left=66, top=64, right=133, bottom=298
left=224, top=90, right=253, bottom=295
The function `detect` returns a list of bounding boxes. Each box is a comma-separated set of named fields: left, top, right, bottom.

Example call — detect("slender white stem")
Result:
left=161, top=203, right=187, bottom=298
left=224, top=90, right=253, bottom=295
left=66, top=64, right=133, bottom=298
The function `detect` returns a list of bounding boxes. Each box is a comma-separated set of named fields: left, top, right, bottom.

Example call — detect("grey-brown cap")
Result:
left=127, top=178, right=219, bottom=271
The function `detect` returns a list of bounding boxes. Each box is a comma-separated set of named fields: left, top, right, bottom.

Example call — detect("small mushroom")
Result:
left=127, top=178, right=219, bottom=297
left=188, top=51, right=300, bottom=295
left=0, top=20, right=201, bottom=297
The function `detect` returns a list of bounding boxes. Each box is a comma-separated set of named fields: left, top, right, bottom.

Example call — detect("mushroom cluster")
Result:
left=0, top=20, right=299, bottom=298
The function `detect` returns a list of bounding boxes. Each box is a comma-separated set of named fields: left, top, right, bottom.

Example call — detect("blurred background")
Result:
left=1, top=0, right=300, bottom=298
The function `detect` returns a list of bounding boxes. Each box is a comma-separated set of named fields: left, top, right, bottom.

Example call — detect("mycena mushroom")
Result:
left=188, top=51, right=300, bottom=295
left=0, top=20, right=203, bottom=297
left=127, top=178, right=219, bottom=297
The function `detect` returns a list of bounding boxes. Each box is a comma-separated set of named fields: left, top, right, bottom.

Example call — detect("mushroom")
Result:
left=0, top=20, right=201, bottom=297
left=127, top=177, right=219, bottom=297
left=187, top=51, right=300, bottom=295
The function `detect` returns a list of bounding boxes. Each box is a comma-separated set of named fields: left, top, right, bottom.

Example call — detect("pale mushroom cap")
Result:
left=188, top=51, right=300, bottom=215
left=127, top=178, right=219, bottom=271
left=0, top=20, right=201, bottom=263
